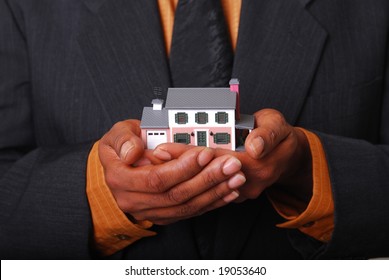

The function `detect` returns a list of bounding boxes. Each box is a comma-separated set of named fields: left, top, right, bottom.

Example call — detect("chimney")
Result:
left=152, top=99, right=164, bottom=110
left=152, top=87, right=164, bottom=110
left=229, top=78, right=240, bottom=120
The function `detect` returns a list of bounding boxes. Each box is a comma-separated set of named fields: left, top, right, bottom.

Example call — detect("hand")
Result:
left=155, top=109, right=312, bottom=203
left=98, top=120, right=246, bottom=225
left=238, top=108, right=312, bottom=202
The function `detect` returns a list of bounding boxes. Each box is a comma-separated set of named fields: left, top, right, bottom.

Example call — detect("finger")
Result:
left=115, top=171, right=245, bottom=214
left=160, top=155, right=243, bottom=204
left=99, top=120, right=144, bottom=165
left=245, top=109, right=292, bottom=159
left=107, top=146, right=215, bottom=193
left=131, top=180, right=243, bottom=225
left=146, top=188, right=240, bottom=225
left=153, top=143, right=194, bottom=161
left=132, top=150, right=167, bottom=166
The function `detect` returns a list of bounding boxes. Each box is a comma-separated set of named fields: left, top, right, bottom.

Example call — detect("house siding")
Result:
left=170, top=126, right=235, bottom=150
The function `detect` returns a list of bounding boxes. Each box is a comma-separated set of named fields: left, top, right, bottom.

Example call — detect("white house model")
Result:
left=140, top=79, right=254, bottom=151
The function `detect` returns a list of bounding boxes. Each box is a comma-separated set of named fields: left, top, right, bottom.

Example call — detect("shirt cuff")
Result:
left=267, top=128, right=334, bottom=242
left=86, top=141, right=156, bottom=256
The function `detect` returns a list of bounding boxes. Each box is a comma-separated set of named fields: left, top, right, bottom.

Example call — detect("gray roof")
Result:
left=140, top=107, right=169, bottom=128
left=165, top=88, right=236, bottom=109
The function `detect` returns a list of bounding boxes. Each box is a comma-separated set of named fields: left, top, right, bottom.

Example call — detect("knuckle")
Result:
left=146, top=168, right=166, bottom=192
left=123, top=205, right=136, bottom=214
left=269, top=128, right=279, bottom=141
left=167, top=187, right=191, bottom=204
left=114, top=195, right=137, bottom=214
left=120, top=201, right=138, bottom=214
left=273, top=111, right=285, bottom=124
left=113, top=134, right=128, bottom=151
left=209, top=186, right=225, bottom=201
left=177, top=203, right=196, bottom=217
left=105, top=170, right=121, bottom=189
left=262, top=127, right=278, bottom=146
left=201, top=170, right=221, bottom=187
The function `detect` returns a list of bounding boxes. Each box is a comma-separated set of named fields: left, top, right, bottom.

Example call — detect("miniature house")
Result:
left=140, top=79, right=254, bottom=151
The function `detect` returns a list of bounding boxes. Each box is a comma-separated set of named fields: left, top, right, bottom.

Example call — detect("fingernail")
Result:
left=222, top=157, right=242, bottom=176
left=120, top=141, right=134, bottom=160
left=228, top=174, right=246, bottom=189
left=223, top=191, right=239, bottom=203
left=197, top=148, right=213, bottom=167
left=250, top=136, right=264, bottom=158
left=153, top=148, right=172, bottom=161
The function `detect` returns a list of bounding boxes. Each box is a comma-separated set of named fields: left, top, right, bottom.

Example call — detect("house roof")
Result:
left=165, top=88, right=236, bottom=109
left=140, top=107, right=169, bottom=128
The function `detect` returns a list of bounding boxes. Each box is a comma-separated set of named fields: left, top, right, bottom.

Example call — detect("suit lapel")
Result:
left=76, top=0, right=325, bottom=125
left=211, top=0, right=327, bottom=258
left=233, top=0, right=327, bottom=124
left=77, top=0, right=171, bottom=123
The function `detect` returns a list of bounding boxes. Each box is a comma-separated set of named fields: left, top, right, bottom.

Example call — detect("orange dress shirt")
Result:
left=86, top=0, right=334, bottom=256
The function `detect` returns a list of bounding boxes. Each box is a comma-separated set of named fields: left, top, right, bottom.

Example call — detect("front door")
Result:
left=196, top=131, right=207, bottom=147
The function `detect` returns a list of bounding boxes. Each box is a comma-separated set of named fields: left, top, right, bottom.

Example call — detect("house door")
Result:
left=196, top=131, right=207, bottom=147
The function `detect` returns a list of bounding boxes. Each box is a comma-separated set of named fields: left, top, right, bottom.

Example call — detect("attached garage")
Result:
left=146, top=130, right=168, bottom=149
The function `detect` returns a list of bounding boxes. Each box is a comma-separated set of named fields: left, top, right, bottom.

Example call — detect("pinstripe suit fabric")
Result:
left=0, top=0, right=388, bottom=259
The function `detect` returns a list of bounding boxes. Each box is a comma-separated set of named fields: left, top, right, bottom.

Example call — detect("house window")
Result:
left=195, top=112, right=208, bottom=124
left=174, top=133, right=191, bottom=144
left=214, top=133, right=231, bottom=144
left=175, top=112, right=188, bottom=124
left=215, top=112, right=228, bottom=124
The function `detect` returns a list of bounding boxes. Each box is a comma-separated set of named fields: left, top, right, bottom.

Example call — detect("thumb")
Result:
left=99, top=120, right=145, bottom=165
left=245, top=109, right=292, bottom=159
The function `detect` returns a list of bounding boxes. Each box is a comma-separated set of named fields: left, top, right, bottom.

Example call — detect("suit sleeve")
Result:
left=87, top=142, right=156, bottom=256
left=0, top=0, right=94, bottom=259
left=310, top=42, right=389, bottom=259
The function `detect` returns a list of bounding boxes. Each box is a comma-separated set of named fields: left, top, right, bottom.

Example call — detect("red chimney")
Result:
left=229, top=78, right=240, bottom=120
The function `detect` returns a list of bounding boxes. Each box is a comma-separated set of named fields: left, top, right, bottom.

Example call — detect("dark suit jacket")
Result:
left=0, top=0, right=388, bottom=259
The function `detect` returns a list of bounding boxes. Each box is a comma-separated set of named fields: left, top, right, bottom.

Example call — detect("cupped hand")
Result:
left=98, top=120, right=246, bottom=225
left=155, top=109, right=313, bottom=203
